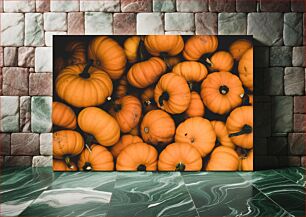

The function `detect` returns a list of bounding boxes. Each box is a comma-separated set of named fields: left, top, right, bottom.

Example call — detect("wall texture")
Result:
left=0, top=0, right=305, bottom=169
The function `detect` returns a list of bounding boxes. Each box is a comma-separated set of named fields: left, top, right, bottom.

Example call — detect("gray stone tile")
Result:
left=218, top=13, right=247, bottom=35
left=272, top=96, right=293, bottom=133
left=284, top=13, right=303, bottom=46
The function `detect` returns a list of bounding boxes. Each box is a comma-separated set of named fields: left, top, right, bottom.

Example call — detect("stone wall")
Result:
left=0, top=0, right=305, bottom=169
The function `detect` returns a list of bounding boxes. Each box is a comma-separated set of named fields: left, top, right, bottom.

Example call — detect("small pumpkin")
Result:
left=144, top=35, right=184, bottom=56
left=201, top=71, right=244, bottom=115
left=114, top=76, right=129, bottom=99
left=206, top=51, right=234, bottom=72
left=226, top=106, right=253, bottom=149
left=240, top=149, right=253, bottom=171
left=116, top=143, right=158, bottom=171
left=206, top=146, right=239, bottom=171
left=65, top=40, right=87, bottom=65
left=229, top=39, right=252, bottom=61
left=154, top=73, right=191, bottom=114
left=88, top=36, right=127, bottom=80
left=129, top=126, right=140, bottom=136
left=210, top=120, right=235, bottom=148
left=111, top=135, right=143, bottom=159
left=185, top=91, right=205, bottom=118
left=238, top=47, right=253, bottom=91
left=52, top=102, right=77, bottom=129
left=140, top=110, right=175, bottom=146
left=175, top=117, right=216, bottom=157
left=124, top=36, right=141, bottom=63
left=183, top=36, right=218, bottom=60
left=249, top=95, right=253, bottom=105
left=141, top=87, right=157, bottom=113
left=53, top=130, right=84, bottom=169
left=127, top=57, right=166, bottom=88
left=53, top=159, right=77, bottom=171
left=78, top=144, right=114, bottom=171
left=158, top=143, right=202, bottom=171
left=165, top=56, right=181, bottom=69
left=56, top=63, right=113, bottom=108
left=109, top=95, right=142, bottom=133
left=78, top=107, right=120, bottom=146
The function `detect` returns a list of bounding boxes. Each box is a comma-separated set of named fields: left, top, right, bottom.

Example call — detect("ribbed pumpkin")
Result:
left=53, top=159, right=77, bottom=171
left=185, top=91, right=205, bottom=118
left=210, top=120, right=235, bottom=148
left=165, top=56, right=180, bottom=69
left=52, top=102, right=77, bottom=129
left=124, top=36, right=141, bottom=63
left=207, top=51, right=234, bottom=72
left=175, top=117, right=216, bottom=157
left=144, top=35, right=184, bottom=56
left=127, top=57, right=166, bottom=88
left=154, top=73, right=191, bottom=114
left=183, top=36, right=218, bottom=60
left=141, top=87, right=157, bottom=113
left=78, top=107, right=120, bottom=146
left=226, top=106, right=253, bottom=149
left=229, top=39, right=252, bottom=61
left=111, top=135, right=143, bottom=159
left=158, top=143, right=202, bottom=171
left=240, top=149, right=253, bottom=171
left=129, top=126, right=140, bottom=136
left=115, top=76, right=129, bottom=99
left=109, top=95, right=142, bottom=133
left=201, top=71, right=244, bottom=115
left=65, top=40, right=87, bottom=65
left=238, top=47, right=253, bottom=91
left=206, top=146, right=239, bottom=171
left=53, top=130, right=84, bottom=168
left=56, top=64, right=113, bottom=108
left=116, top=143, right=158, bottom=171
left=141, top=110, right=175, bottom=146
left=88, top=36, right=127, bottom=79
left=78, top=144, right=114, bottom=171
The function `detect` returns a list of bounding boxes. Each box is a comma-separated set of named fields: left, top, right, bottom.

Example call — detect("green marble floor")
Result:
left=0, top=167, right=305, bottom=217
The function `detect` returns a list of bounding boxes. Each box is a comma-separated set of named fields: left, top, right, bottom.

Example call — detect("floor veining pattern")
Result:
left=0, top=167, right=305, bottom=216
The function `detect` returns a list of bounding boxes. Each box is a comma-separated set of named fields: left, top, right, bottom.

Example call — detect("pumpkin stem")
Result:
left=175, top=162, right=186, bottom=171
left=137, top=164, right=146, bottom=171
left=205, top=58, right=213, bottom=66
left=219, top=85, right=229, bottom=95
left=83, top=162, right=92, bottom=171
left=79, top=59, right=93, bottom=79
left=64, top=156, right=73, bottom=169
left=85, top=134, right=94, bottom=148
left=144, top=100, right=152, bottom=106
left=242, top=94, right=251, bottom=105
left=144, top=127, right=149, bottom=133
left=229, top=125, right=252, bottom=137
left=159, top=92, right=169, bottom=106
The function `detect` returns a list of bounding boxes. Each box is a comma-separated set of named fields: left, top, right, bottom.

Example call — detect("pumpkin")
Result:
left=65, top=40, right=87, bottom=65
left=175, top=117, right=216, bottom=157
left=141, top=110, right=175, bottom=146
left=115, top=76, right=129, bottom=99
left=53, top=130, right=84, bottom=169
left=158, top=143, right=202, bottom=171
left=53, top=159, right=77, bottom=171
left=124, top=36, right=141, bottom=63
left=141, top=87, right=157, bottom=113
left=109, top=95, right=142, bottom=133
left=206, top=146, right=239, bottom=171
left=226, top=106, right=253, bottom=149
left=238, top=47, right=253, bottom=91
left=54, top=56, right=66, bottom=74
left=165, top=56, right=181, bottom=69
left=127, top=57, right=166, bottom=88
left=183, top=36, right=218, bottom=60
left=111, top=135, right=143, bottom=159
left=240, top=149, right=253, bottom=171
left=210, top=120, right=235, bottom=148
left=88, top=36, right=127, bottom=79
left=185, top=91, right=205, bottom=118
left=78, top=107, right=120, bottom=146
left=56, top=64, right=113, bottom=108
left=207, top=51, right=234, bottom=72
left=116, top=143, right=158, bottom=171
left=52, top=102, right=77, bottom=129
left=78, top=144, right=114, bottom=171
left=229, top=39, right=252, bottom=61
left=201, top=71, right=244, bottom=115
left=249, top=95, right=253, bottom=105
left=154, top=73, right=191, bottom=114
left=144, top=35, right=184, bottom=56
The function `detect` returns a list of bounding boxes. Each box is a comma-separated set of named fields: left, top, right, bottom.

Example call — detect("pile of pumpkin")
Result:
left=52, top=35, right=253, bottom=172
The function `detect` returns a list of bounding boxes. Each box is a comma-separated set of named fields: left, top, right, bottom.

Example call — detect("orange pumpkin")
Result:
left=154, top=73, right=191, bottom=114
left=238, top=47, right=253, bottom=91
left=141, top=87, right=157, bottom=113
left=129, top=126, right=140, bottom=136
left=210, top=120, right=235, bottom=148
left=249, top=95, right=253, bottom=105
left=226, top=106, right=253, bottom=149
left=88, top=36, right=127, bottom=80
left=201, top=71, right=244, bottom=115
left=115, top=76, right=129, bottom=99
left=65, top=40, right=87, bottom=65
left=127, top=57, right=166, bottom=88
left=124, top=36, right=141, bottom=63
left=78, top=144, right=114, bottom=171
left=110, top=95, right=142, bottom=133
left=56, top=64, right=113, bottom=108
left=185, top=91, right=205, bottom=118
left=111, top=135, right=143, bottom=159
left=53, top=130, right=84, bottom=168
left=158, top=143, right=202, bottom=171
left=53, top=159, right=77, bottom=171
left=183, top=36, right=218, bottom=60
left=165, top=56, right=181, bottom=69
left=54, top=56, right=66, bottom=74
left=240, top=149, right=253, bottom=171
left=140, top=110, right=175, bottom=146
left=78, top=107, right=120, bottom=146
left=116, top=143, right=158, bottom=171
left=206, top=146, right=239, bottom=171
left=207, top=51, right=234, bottom=72
left=144, top=35, right=184, bottom=56
left=229, top=39, right=252, bottom=61
left=52, top=102, right=77, bottom=129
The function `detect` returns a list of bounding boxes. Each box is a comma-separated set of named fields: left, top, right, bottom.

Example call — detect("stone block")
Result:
left=260, top=0, right=290, bottom=12
left=208, top=0, right=235, bottom=12
left=0, top=13, right=24, bottom=46
left=35, top=47, right=52, bottom=72
left=2, top=67, right=29, bottom=96
left=236, top=0, right=256, bottom=12
left=25, top=13, right=44, bottom=46
left=165, top=31, right=194, bottom=35
left=284, top=13, right=303, bottom=46
left=268, top=137, right=288, bottom=155
left=45, top=32, right=67, bottom=46
left=3, top=0, right=35, bottom=12
left=153, top=0, right=175, bottom=12
left=165, top=13, right=195, bottom=31
left=195, top=13, right=217, bottom=35
left=288, top=133, right=305, bottom=155
left=292, top=46, right=305, bottom=67
left=254, top=47, right=269, bottom=67
left=272, top=96, right=293, bottom=133
left=121, top=0, right=152, bottom=12
left=291, top=0, right=305, bottom=12
left=284, top=67, right=305, bottom=95
left=85, top=12, right=113, bottom=34
left=255, top=156, right=279, bottom=170
left=218, top=13, right=247, bottom=35
left=68, top=12, right=84, bottom=35
left=3, top=47, right=18, bottom=66
left=11, top=133, right=39, bottom=155
left=137, top=13, right=164, bottom=34
left=0, top=47, right=3, bottom=67
left=278, top=156, right=301, bottom=167
left=80, top=0, right=120, bottom=12
left=20, top=96, right=31, bottom=132
left=29, top=73, right=52, bottom=96
left=31, top=96, right=52, bottom=133
left=18, top=47, right=35, bottom=67
left=294, top=96, right=305, bottom=113
left=176, top=0, right=207, bottom=12
left=0, top=96, right=19, bottom=132
left=44, top=12, right=67, bottom=31
left=264, top=67, right=284, bottom=95
left=4, top=156, right=32, bottom=167
left=50, top=0, right=79, bottom=12
left=270, top=46, right=292, bottom=67
left=36, top=0, right=50, bottom=12
left=113, top=13, right=136, bottom=35
left=32, top=156, right=52, bottom=167
left=0, top=133, right=10, bottom=155
left=293, top=114, right=306, bottom=132
left=254, top=102, right=271, bottom=137
left=40, top=133, right=52, bottom=155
